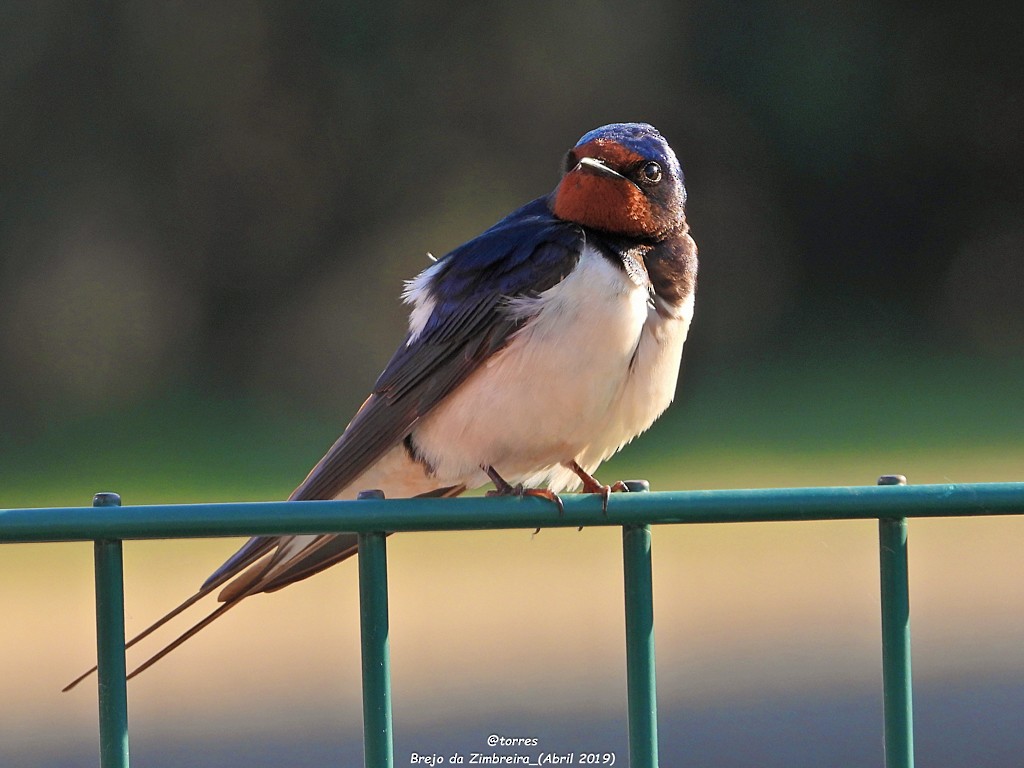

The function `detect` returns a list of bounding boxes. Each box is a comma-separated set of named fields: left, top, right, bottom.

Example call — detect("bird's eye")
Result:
left=641, top=161, right=663, bottom=183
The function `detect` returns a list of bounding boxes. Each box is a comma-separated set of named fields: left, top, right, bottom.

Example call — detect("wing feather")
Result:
left=291, top=198, right=583, bottom=501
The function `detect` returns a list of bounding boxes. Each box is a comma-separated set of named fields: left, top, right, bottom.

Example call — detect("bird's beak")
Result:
left=575, top=156, right=627, bottom=180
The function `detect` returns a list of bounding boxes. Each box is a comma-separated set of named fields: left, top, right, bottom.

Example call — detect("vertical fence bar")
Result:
left=356, top=490, right=394, bottom=768
left=92, top=492, right=130, bottom=768
left=623, top=522, right=659, bottom=768
left=877, top=475, right=914, bottom=768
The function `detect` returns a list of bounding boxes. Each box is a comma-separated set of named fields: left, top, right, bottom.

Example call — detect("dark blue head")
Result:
left=552, top=123, right=687, bottom=240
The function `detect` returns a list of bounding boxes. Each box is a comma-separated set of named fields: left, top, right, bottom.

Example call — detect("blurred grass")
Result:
left=2, top=350, right=1022, bottom=508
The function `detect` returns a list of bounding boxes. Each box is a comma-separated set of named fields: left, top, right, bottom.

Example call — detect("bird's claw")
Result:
left=579, top=478, right=630, bottom=515
left=486, top=483, right=565, bottom=516
left=575, top=482, right=626, bottom=530
left=596, top=480, right=631, bottom=515
left=566, top=460, right=633, bottom=515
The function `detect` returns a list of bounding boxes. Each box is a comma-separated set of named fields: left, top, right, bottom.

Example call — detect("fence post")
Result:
left=92, top=492, right=130, bottom=768
left=356, top=490, right=394, bottom=768
left=622, top=481, right=658, bottom=768
left=877, top=475, right=914, bottom=768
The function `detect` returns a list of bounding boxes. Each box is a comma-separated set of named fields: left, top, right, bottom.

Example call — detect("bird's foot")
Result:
left=485, top=484, right=565, bottom=517
left=567, top=461, right=631, bottom=515
left=483, top=465, right=565, bottom=517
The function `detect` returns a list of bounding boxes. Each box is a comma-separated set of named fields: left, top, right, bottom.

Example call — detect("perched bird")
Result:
left=64, top=121, right=697, bottom=689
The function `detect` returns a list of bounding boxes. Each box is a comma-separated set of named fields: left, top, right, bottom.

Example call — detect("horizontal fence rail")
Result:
left=3, top=480, right=1024, bottom=768
left=4, top=483, right=1024, bottom=542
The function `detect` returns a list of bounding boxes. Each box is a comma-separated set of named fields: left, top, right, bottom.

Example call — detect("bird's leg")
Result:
left=567, top=460, right=629, bottom=515
left=483, top=465, right=565, bottom=519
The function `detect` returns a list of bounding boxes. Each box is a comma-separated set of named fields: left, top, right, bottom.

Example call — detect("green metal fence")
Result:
left=3, top=478, right=1024, bottom=768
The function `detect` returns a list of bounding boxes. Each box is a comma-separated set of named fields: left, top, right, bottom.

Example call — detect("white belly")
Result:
left=410, top=245, right=693, bottom=493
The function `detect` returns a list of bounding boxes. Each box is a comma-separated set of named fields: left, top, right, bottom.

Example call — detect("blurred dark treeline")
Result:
left=1, top=1, right=1021, bottom=433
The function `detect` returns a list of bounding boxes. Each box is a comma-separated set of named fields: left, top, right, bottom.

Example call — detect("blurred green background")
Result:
left=2, top=1, right=1022, bottom=766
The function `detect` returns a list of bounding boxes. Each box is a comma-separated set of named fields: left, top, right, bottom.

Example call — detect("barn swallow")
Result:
left=64, top=122, right=697, bottom=689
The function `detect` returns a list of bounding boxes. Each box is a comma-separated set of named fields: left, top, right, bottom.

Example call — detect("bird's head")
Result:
left=551, top=122, right=686, bottom=241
